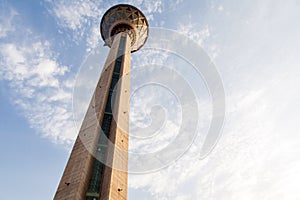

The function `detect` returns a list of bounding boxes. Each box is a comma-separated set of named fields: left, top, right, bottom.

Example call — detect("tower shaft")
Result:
left=54, top=33, right=131, bottom=200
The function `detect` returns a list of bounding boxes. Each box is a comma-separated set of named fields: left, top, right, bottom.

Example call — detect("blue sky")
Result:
left=1, top=0, right=300, bottom=199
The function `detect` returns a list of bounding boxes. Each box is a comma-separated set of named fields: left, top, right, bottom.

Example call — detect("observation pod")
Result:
left=100, top=4, right=149, bottom=52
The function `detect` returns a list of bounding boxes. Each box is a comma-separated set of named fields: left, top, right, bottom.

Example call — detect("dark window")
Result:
left=86, top=35, right=127, bottom=198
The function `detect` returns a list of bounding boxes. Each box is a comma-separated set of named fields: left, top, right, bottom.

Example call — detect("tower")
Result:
left=54, top=4, right=148, bottom=200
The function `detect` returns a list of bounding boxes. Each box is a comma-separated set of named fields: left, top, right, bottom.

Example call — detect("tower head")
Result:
left=100, top=4, right=149, bottom=52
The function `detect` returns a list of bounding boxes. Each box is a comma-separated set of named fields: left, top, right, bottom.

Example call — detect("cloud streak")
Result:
left=0, top=35, right=76, bottom=145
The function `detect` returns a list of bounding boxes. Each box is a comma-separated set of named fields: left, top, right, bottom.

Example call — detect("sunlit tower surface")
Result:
left=54, top=4, right=148, bottom=200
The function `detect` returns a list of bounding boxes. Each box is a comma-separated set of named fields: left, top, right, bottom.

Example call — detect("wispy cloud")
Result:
left=50, top=1, right=99, bottom=31
left=0, top=6, right=18, bottom=38
left=0, top=34, right=76, bottom=145
left=128, top=0, right=300, bottom=199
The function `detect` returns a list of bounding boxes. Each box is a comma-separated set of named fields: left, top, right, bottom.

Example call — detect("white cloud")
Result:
left=139, top=0, right=163, bottom=14
left=0, top=39, right=76, bottom=145
left=178, top=22, right=210, bottom=45
left=86, top=25, right=101, bottom=51
left=129, top=70, right=300, bottom=199
left=177, top=21, right=221, bottom=60
left=128, top=0, right=300, bottom=199
left=50, top=1, right=99, bottom=31
left=0, top=7, right=17, bottom=38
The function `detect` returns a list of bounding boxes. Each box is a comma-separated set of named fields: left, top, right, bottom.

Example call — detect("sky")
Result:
left=1, top=0, right=300, bottom=199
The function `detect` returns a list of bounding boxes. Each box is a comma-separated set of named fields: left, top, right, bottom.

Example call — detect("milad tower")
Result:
left=54, top=4, right=148, bottom=200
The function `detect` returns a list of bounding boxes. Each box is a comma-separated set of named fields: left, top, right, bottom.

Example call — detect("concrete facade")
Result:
left=54, top=33, right=130, bottom=200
